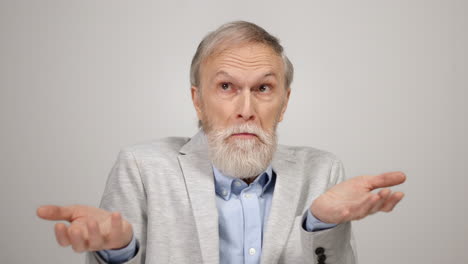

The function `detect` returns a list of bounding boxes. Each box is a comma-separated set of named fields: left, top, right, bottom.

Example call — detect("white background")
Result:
left=1, top=0, right=467, bottom=263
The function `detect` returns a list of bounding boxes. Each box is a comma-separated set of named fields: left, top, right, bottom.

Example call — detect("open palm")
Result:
left=310, top=171, right=406, bottom=224
left=37, top=205, right=133, bottom=253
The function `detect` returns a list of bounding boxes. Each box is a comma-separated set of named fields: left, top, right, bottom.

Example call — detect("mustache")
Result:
left=218, top=123, right=272, bottom=144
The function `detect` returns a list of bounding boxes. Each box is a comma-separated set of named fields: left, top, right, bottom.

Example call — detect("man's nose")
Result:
left=237, top=90, right=255, bottom=122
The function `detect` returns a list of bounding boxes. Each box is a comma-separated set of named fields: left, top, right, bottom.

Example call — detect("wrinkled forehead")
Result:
left=200, top=42, right=285, bottom=83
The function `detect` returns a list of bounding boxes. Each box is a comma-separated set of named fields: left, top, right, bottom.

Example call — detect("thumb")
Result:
left=37, top=205, right=75, bottom=221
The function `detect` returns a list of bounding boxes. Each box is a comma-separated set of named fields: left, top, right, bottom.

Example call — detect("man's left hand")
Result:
left=310, top=171, right=406, bottom=224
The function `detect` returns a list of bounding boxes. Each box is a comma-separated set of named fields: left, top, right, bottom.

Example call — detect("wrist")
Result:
left=310, top=198, right=340, bottom=224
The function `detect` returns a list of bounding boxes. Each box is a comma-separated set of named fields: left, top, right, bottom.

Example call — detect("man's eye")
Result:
left=220, top=83, right=231, bottom=90
left=258, top=85, right=271, bottom=93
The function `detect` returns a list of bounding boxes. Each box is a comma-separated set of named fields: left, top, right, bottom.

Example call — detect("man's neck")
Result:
left=243, top=176, right=258, bottom=185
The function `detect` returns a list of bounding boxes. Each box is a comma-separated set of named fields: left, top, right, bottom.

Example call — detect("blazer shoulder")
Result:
left=277, top=144, right=346, bottom=185
left=119, top=136, right=190, bottom=160
left=278, top=144, right=342, bottom=164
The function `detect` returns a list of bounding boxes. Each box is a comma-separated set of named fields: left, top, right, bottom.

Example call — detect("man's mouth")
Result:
left=230, top=133, right=258, bottom=139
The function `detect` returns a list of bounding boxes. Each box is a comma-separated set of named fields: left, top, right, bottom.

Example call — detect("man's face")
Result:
left=191, top=43, right=291, bottom=179
left=192, top=43, right=290, bottom=137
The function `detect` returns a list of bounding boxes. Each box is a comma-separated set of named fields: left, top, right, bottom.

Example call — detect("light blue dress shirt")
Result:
left=98, top=165, right=336, bottom=263
left=214, top=165, right=274, bottom=264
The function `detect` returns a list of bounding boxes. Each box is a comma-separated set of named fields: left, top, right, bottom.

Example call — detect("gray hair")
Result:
left=190, top=21, right=294, bottom=89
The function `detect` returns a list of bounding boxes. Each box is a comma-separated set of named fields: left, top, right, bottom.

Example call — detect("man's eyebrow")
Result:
left=214, top=70, right=232, bottom=78
left=263, top=72, right=277, bottom=78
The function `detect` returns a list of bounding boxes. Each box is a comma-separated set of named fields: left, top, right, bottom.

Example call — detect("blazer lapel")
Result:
left=261, top=146, right=301, bottom=264
left=178, top=131, right=220, bottom=264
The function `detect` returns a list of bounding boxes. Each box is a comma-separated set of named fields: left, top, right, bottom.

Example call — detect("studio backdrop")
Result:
left=1, top=0, right=467, bottom=263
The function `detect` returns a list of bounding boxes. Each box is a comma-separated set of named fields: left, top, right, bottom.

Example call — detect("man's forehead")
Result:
left=203, top=44, right=283, bottom=75
left=210, top=43, right=280, bottom=62
left=214, top=70, right=278, bottom=78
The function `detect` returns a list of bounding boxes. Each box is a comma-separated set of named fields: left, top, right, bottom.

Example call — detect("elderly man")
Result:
left=37, top=21, right=406, bottom=264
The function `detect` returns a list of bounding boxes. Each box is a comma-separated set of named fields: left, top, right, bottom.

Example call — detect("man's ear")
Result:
left=191, top=86, right=203, bottom=121
left=278, top=88, right=291, bottom=122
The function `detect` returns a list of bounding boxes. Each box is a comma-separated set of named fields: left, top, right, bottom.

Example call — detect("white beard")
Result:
left=204, top=122, right=277, bottom=179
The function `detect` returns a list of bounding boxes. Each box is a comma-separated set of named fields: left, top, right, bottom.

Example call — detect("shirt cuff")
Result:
left=97, top=234, right=138, bottom=264
left=304, top=209, right=337, bottom=232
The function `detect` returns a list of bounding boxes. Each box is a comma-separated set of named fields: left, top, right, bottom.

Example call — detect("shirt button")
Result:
left=235, top=181, right=242, bottom=187
left=244, top=194, right=250, bottom=198
left=249, top=248, right=256, bottom=255
left=222, top=189, right=228, bottom=196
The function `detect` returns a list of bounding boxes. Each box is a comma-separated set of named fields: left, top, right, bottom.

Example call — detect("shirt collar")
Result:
left=213, top=165, right=274, bottom=201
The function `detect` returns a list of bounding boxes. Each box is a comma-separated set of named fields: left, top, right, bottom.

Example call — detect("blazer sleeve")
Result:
left=299, top=159, right=358, bottom=264
left=86, top=149, right=148, bottom=264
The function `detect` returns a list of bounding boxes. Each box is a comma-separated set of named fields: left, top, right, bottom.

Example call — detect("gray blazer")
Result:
left=86, top=131, right=357, bottom=264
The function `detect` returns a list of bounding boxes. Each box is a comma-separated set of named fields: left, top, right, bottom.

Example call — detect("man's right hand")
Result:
left=37, top=205, right=133, bottom=253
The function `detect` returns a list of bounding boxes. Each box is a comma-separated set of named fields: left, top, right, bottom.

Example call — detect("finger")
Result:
left=369, top=189, right=391, bottom=214
left=54, top=223, right=70, bottom=247
left=367, top=172, right=406, bottom=190
left=381, top=192, right=405, bottom=212
left=37, top=205, right=74, bottom=222
left=377, top=188, right=392, bottom=199
left=68, top=224, right=86, bottom=253
left=87, top=217, right=104, bottom=251
left=351, top=193, right=380, bottom=221
left=108, top=212, right=124, bottom=248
